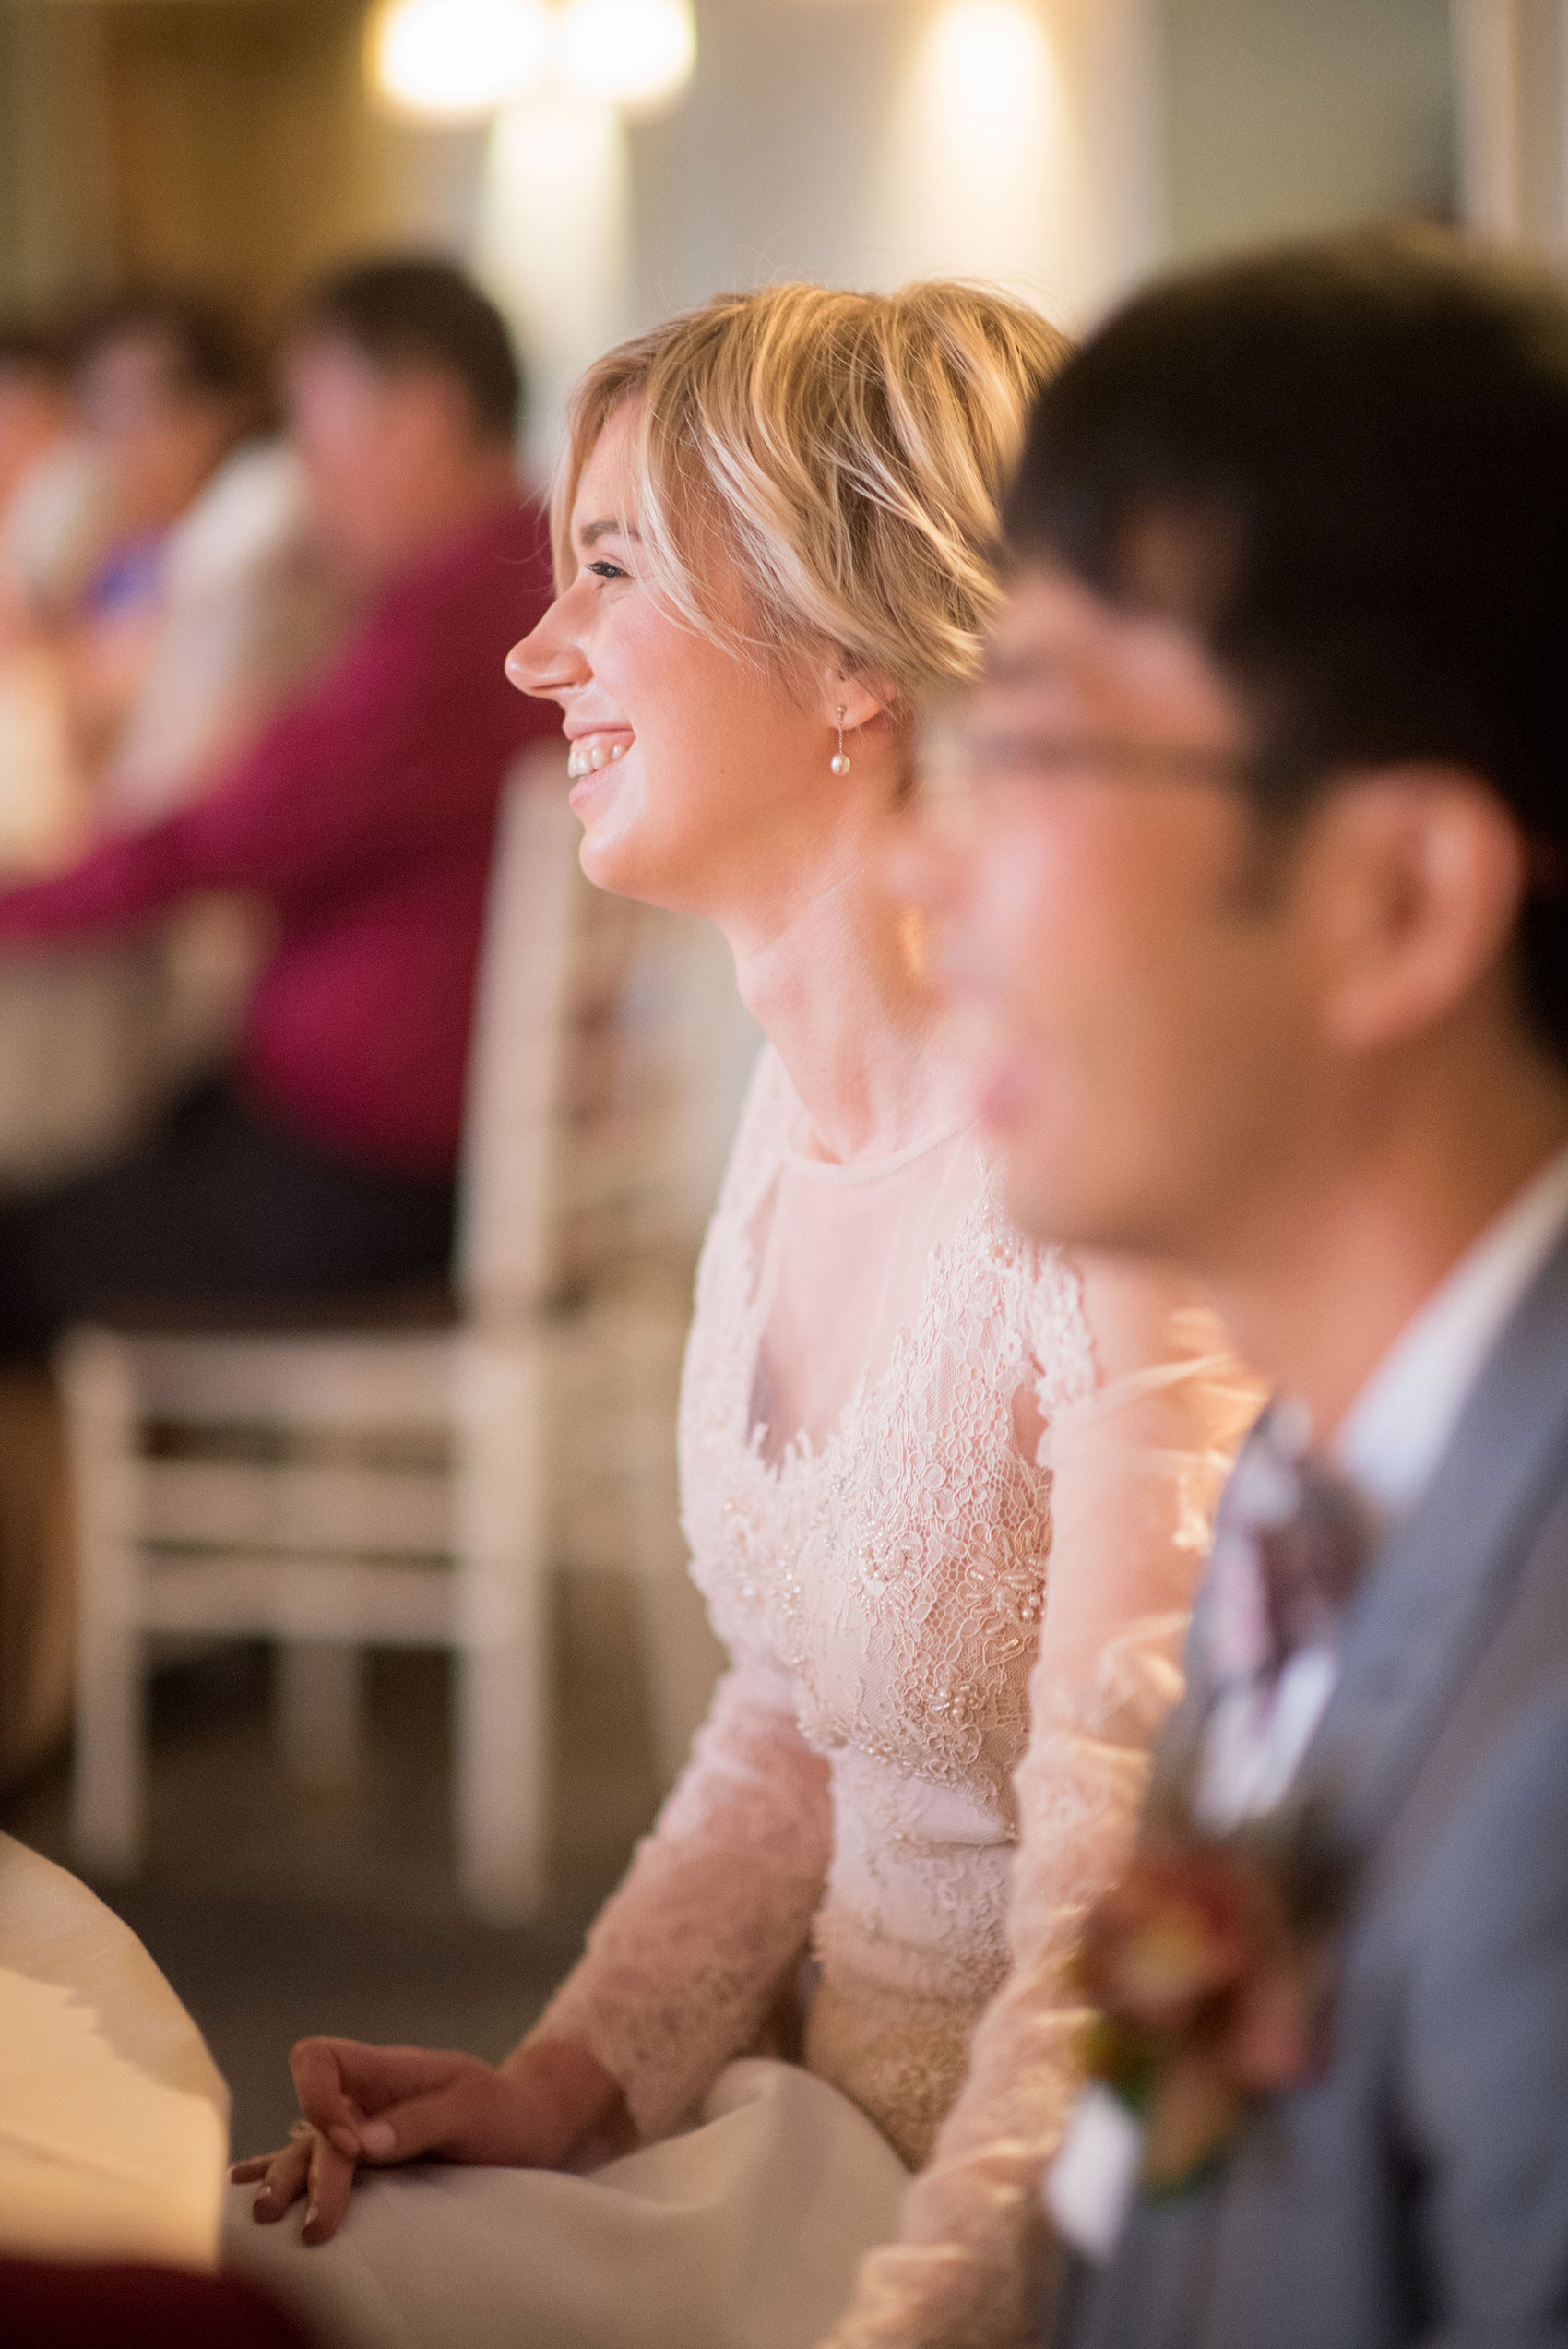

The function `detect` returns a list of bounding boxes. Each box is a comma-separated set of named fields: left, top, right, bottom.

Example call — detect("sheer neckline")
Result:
left=781, top=1107, right=973, bottom=1185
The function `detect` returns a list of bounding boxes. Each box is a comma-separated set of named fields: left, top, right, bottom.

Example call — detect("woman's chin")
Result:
left=576, top=817, right=660, bottom=905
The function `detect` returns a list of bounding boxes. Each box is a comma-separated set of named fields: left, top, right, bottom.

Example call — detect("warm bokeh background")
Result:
left=0, top=0, right=1563, bottom=2164
left=2, top=0, right=1522, bottom=468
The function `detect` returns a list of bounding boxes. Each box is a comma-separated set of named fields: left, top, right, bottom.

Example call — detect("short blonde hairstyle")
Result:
left=552, top=280, right=1070, bottom=713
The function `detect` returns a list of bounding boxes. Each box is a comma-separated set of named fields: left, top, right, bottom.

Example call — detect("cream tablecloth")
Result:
left=0, top=1833, right=229, bottom=2268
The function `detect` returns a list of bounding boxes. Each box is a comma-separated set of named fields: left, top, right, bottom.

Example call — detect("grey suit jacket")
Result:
left=1047, top=1227, right=1568, bottom=2349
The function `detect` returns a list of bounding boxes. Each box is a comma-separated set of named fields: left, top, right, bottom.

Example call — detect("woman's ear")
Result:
left=815, top=668, right=894, bottom=738
left=1309, top=767, right=1526, bottom=1054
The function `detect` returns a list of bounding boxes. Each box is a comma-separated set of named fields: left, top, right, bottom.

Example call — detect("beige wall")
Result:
left=0, top=0, right=1462, bottom=445
left=1163, top=0, right=1455, bottom=258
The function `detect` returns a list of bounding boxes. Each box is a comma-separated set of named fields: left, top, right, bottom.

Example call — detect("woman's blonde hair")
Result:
left=552, top=280, right=1071, bottom=714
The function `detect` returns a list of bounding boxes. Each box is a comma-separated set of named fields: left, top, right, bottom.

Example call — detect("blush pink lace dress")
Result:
left=226, top=1043, right=1256, bottom=2349
left=532, top=1046, right=1259, bottom=2342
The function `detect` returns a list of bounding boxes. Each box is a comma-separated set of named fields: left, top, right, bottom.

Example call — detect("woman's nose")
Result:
left=505, top=599, right=588, bottom=700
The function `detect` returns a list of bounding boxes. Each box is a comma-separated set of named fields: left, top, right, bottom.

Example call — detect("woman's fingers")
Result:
left=290, top=2037, right=466, bottom=2156
left=301, top=2126, right=357, bottom=2245
left=243, top=2134, right=313, bottom=2223
left=289, top=2038, right=371, bottom=2156
left=350, top=2080, right=470, bottom=2164
left=232, top=2129, right=357, bottom=2244
left=351, top=2064, right=529, bottom=2166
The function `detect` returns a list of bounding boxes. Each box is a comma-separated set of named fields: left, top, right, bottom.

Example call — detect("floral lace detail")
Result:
left=822, top=1345, right=1265, bottom=2349
left=536, top=1046, right=1097, bottom=2164
left=683, top=1060, right=1091, bottom=1807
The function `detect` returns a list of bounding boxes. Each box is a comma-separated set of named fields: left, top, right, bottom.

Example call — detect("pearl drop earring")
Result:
left=830, top=705, right=851, bottom=777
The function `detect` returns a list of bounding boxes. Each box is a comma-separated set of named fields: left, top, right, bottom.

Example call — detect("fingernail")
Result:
left=327, top=2125, right=360, bottom=2157
left=358, top=2118, right=396, bottom=2158
left=303, top=2202, right=320, bottom=2235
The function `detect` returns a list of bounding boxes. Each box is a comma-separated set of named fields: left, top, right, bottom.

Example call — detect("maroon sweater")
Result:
left=0, top=497, right=559, bottom=1177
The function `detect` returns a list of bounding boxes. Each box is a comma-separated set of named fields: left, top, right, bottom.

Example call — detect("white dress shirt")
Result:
left=1335, top=1140, right=1568, bottom=1519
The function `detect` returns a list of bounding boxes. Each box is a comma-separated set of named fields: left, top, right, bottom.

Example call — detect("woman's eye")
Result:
left=587, top=558, right=628, bottom=583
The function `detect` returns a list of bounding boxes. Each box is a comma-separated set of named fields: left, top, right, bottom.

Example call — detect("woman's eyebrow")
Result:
left=576, top=519, right=641, bottom=548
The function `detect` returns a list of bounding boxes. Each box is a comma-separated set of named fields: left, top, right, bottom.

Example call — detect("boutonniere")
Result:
left=1071, top=1816, right=1345, bottom=2193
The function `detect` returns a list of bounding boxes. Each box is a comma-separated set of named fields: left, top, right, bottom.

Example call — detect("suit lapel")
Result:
left=1283, top=1222, right=1568, bottom=1861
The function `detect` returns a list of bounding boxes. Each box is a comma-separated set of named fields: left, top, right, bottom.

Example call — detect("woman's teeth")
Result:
left=567, top=736, right=630, bottom=780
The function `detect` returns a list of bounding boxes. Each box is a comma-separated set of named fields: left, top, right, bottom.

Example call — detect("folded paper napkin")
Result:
left=0, top=1834, right=228, bottom=2270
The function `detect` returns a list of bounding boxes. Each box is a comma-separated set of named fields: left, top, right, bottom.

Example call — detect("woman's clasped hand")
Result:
left=231, top=2034, right=631, bottom=2243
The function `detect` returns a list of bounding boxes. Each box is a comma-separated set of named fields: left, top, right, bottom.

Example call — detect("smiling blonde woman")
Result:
left=228, top=282, right=1258, bottom=2349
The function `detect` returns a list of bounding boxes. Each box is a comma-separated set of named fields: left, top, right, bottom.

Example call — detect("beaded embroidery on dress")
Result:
left=539, top=1045, right=1097, bottom=2168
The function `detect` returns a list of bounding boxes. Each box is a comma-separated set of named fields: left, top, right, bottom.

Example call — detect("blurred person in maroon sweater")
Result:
left=0, top=258, right=556, bottom=1355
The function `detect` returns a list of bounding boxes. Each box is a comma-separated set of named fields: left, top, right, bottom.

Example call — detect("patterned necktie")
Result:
left=1204, top=1401, right=1372, bottom=1696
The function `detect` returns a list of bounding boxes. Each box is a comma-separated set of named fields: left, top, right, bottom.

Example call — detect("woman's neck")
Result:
left=721, top=847, right=963, bottom=1168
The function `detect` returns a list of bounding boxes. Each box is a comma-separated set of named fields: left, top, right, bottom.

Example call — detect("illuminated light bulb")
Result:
left=925, top=0, right=1051, bottom=144
left=368, top=0, right=552, bottom=123
left=556, top=0, right=696, bottom=115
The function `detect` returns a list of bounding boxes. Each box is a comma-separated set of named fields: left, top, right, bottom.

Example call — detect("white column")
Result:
left=1451, top=0, right=1568, bottom=251
left=471, top=88, right=629, bottom=475
left=1453, top=0, right=1526, bottom=236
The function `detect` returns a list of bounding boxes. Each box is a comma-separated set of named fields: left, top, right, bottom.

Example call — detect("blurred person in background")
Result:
left=0, top=256, right=556, bottom=1354
left=0, top=328, right=85, bottom=634
left=932, top=231, right=1568, bottom=2349
left=0, top=324, right=114, bottom=642
left=80, top=296, right=355, bottom=830
left=0, top=328, right=101, bottom=869
left=227, top=281, right=1256, bottom=2349
left=63, top=293, right=256, bottom=781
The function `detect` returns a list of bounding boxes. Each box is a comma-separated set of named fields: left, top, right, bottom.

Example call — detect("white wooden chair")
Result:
left=59, top=746, right=740, bottom=1919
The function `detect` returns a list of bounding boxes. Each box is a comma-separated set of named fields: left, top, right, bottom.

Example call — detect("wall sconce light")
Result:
left=368, top=0, right=695, bottom=123
left=368, top=0, right=553, bottom=122
left=556, top=0, right=696, bottom=115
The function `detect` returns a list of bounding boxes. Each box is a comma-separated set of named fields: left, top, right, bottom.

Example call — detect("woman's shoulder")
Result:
left=956, top=1151, right=1098, bottom=1402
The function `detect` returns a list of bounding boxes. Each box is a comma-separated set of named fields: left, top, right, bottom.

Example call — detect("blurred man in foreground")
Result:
left=0, top=258, right=556, bottom=1353
left=933, top=232, right=1568, bottom=2348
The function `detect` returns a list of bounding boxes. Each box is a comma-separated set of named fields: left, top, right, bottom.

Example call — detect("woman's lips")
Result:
left=566, top=729, right=634, bottom=780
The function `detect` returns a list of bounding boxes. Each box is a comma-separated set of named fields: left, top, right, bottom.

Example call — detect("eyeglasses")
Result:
left=912, top=730, right=1284, bottom=812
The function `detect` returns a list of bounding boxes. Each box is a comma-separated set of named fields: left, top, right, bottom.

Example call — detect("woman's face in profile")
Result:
left=507, top=399, right=845, bottom=916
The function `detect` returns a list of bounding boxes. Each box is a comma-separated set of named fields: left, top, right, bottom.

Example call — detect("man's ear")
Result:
left=1310, top=767, right=1526, bottom=1053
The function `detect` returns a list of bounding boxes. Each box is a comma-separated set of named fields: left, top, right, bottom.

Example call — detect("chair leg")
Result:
left=453, top=1337, right=549, bottom=1920
left=276, top=1641, right=365, bottom=1788
left=58, top=1331, right=146, bottom=1878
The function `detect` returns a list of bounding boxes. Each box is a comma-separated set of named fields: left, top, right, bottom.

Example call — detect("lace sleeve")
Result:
left=527, top=1651, right=831, bottom=2142
left=822, top=1274, right=1263, bottom=2349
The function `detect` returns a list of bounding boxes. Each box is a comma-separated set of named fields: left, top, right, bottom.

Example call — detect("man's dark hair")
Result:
left=292, top=256, right=523, bottom=444
left=1004, top=228, right=1568, bottom=1063
left=71, top=291, right=250, bottom=399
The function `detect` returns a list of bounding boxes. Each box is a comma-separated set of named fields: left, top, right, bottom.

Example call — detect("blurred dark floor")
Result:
left=0, top=1570, right=663, bottom=2155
